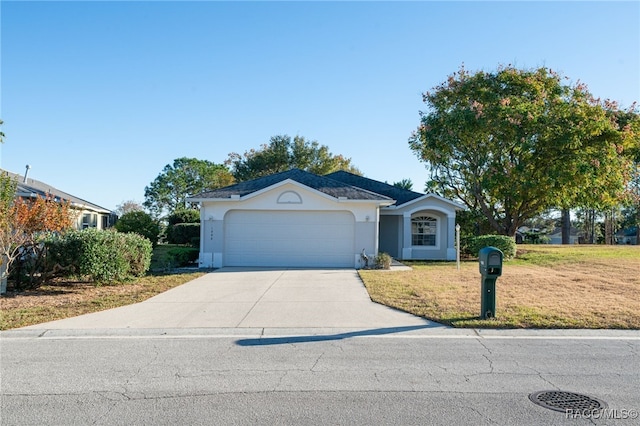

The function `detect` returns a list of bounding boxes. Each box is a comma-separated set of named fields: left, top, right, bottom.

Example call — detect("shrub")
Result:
left=167, top=246, right=199, bottom=267
left=121, top=232, right=152, bottom=277
left=114, top=211, right=160, bottom=246
left=45, top=229, right=152, bottom=283
left=166, top=223, right=200, bottom=246
left=375, top=252, right=392, bottom=269
left=465, top=235, right=516, bottom=260
left=167, top=208, right=200, bottom=226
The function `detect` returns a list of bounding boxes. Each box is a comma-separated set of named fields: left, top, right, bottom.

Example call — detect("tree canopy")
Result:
left=114, top=210, right=160, bottom=246
left=409, top=65, right=639, bottom=236
left=226, top=135, right=361, bottom=182
left=114, top=200, right=143, bottom=217
left=392, top=179, right=413, bottom=191
left=143, top=157, right=234, bottom=217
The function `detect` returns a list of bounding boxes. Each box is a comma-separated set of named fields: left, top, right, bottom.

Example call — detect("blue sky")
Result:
left=1, top=1, right=639, bottom=211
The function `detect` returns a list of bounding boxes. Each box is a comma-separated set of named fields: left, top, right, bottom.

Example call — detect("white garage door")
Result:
left=224, top=210, right=355, bottom=267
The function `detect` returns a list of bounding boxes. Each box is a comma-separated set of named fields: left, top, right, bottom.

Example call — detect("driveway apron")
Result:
left=21, top=268, right=434, bottom=330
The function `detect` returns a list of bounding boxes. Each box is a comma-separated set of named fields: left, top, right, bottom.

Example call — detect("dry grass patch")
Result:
left=359, top=245, right=640, bottom=329
left=0, top=272, right=205, bottom=330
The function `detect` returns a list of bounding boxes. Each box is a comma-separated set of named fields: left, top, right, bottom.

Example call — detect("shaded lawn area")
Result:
left=359, top=245, right=640, bottom=329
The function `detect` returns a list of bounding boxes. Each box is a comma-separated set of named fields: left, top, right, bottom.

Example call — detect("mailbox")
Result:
left=479, top=246, right=503, bottom=278
left=478, top=246, right=503, bottom=319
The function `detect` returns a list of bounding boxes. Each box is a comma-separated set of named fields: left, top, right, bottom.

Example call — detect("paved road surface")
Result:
left=2, top=329, right=639, bottom=425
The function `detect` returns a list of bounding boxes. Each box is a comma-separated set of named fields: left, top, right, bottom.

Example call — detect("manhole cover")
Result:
left=529, top=391, right=607, bottom=414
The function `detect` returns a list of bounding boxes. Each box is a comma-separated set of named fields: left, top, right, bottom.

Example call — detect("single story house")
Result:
left=2, top=168, right=114, bottom=230
left=187, top=169, right=464, bottom=269
left=616, top=227, right=638, bottom=245
left=548, top=226, right=581, bottom=245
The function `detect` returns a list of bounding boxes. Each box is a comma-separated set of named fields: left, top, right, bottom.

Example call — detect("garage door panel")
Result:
left=224, top=211, right=355, bottom=267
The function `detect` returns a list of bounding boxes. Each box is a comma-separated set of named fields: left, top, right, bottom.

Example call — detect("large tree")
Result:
left=226, top=135, right=361, bottom=182
left=618, top=110, right=640, bottom=243
left=409, top=65, right=639, bottom=236
left=114, top=200, right=144, bottom=217
left=144, top=158, right=234, bottom=217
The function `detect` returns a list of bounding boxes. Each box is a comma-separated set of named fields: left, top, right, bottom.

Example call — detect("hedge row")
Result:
left=166, top=223, right=200, bottom=246
left=167, top=246, right=200, bottom=267
left=167, top=208, right=200, bottom=226
left=46, top=228, right=152, bottom=283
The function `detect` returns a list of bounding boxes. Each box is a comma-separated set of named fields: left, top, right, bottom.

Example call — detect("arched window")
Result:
left=412, top=216, right=437, bottom=246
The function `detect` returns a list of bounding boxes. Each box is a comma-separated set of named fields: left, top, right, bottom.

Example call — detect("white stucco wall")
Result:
left=196, top=181, right=383, bottom=268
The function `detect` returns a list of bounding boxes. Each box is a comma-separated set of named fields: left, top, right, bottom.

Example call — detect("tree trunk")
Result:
left=0, top=254, right=7, bottom=294
left=604, top=210, right=613, bottom=245
left=561, top=208, right=571, bottom=245
left=637, top=208, right=640, bottom=245
left=589, top=209, right=596, bottom=244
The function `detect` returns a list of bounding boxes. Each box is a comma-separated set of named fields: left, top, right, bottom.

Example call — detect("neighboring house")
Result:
left=548, top=227, right=580, bottom=245
left=2, top=169, right=114, bottom=230
left=516, top=226, right=549, bottom=244
left=616, top=227, right=638, bottom=245
left=187, top=169, right=464, bottom=269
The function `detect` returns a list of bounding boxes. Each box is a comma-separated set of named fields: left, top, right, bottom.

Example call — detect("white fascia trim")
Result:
left=73, top=204, right=112, bottom=214
left=382, top=205, right=456, bottom=219
left=246, top=179, right=337, bottom=202
left=384, top=194, right=466, bottom=211
left=187, top=197, right=228, bottom=203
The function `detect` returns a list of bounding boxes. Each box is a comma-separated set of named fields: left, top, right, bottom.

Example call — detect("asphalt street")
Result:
left=1, top=329, right=639, bottom=425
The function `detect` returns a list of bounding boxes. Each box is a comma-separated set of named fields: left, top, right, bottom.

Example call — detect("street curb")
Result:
left=2, top=327, right=639, bottom=340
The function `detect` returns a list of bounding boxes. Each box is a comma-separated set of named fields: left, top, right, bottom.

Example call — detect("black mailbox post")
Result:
left=478, top=246, right=503, bottom=319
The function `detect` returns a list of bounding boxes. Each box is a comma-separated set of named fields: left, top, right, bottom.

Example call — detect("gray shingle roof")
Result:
left=189, top=168, right=394, bottom=202
left=325, top=171, right=424, bottom=206
left=2, top=169, right=111, bottom=213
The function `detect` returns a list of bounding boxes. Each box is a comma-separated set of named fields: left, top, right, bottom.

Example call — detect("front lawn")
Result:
left=3, top=244, right=638, bottom=330
left=0, top=272, right=205, bottom=330
left=359, top=245, right=640, bottom=329
left=0, top=243, right=205, bottom=330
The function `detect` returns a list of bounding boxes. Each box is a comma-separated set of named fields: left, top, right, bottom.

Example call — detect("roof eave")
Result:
left=387, top=193, right=467, bottom=210
left=189, top=178, right=394, bottom=204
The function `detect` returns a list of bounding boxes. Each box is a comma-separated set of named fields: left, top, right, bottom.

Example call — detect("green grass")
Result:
left=149, top=243, right=196, bottom=271
left=511, top=244, right=640, bottom=266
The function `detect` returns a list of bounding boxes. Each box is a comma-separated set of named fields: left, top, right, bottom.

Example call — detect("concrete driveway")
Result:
left=22, top=268, right=436, bottom=330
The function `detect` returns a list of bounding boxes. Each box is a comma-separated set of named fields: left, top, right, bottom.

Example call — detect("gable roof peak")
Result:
left=189, top=168, right=393, bottom=202
left=325, top=171, right=424, bottom=206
